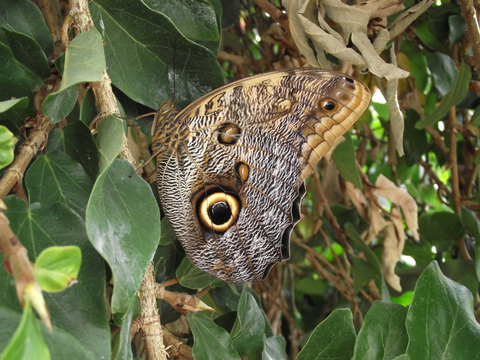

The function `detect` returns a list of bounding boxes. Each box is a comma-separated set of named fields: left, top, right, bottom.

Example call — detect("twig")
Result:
left=0, top=115, right=53, bottom=198
left=0, top=207, right=51, bottom=331
left=253, top=0, right=290, bottom=32
left=448, top=107, right=472, bottom=261
left=256, top=281, right=305, bottom=337
left=311, top=172, right=351, bottom=250
left=460, top=0, right=480, bottom=71
left=133, top=126, right=156, bottom=183
left=138, top=263, right=167, bottom=360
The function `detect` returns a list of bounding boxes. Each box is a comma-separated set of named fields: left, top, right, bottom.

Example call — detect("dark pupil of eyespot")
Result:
left=209, top=202, right=231, bottom=225
left=323, top=101, right=335, bottom=110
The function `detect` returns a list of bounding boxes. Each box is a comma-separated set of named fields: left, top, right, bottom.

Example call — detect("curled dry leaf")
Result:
left=388, top=0, right=435, bottom=39
left=381, top=208, right=405, bottom=292
left=376, top=47, right=406, bottom=155
left=364, top=200, right=389, bottom=244
left=374, top=174, right=419, bottom=239
left=346, top=181, right=368, bottom=219
left=283, top=0, right=434, bottom=155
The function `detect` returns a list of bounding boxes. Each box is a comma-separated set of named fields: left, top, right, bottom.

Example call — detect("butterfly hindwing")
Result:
left=153, top=68, right=370, bottom=283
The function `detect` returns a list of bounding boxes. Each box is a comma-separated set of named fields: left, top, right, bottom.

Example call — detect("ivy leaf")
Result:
left=296, top=308, right=356, bottom=360
left=176, top=257, right=224, bottom=289
left=86, top=159, right=160, bottom=315
left=34, top=246, right=82, bottom=293
left=42, top=28, right=105, bottom=123
left=418, top=212, right=465, bottom=252
left=188, top=313, right=241, bottom=360
left=406, top=261, right=480, bottom=359
left=415, top=61, right=471, bottom=129
left=353, top=301, right=408, bottom=360
left=0, top=299, right=50, bottom=360
left=231, top=289, right=265, bottom=355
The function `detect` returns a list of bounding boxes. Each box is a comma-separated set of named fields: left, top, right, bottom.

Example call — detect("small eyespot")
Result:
left=235, top=162, right=250, bottom=181
left=320, top=99, right=337, bottom=112
left=198, top=192, right=240, bottom=232
left=218, top=123, right=241, bottom=145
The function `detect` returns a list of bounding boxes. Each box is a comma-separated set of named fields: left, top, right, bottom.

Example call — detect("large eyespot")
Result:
left=199, top=192, right=240, bottom=232
left=218, top=123, right=241, bottom=145
left=320, top=99, right=337, bottom=112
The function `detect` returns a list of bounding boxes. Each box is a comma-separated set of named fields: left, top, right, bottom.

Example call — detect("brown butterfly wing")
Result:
left=153, top=68, right=370, bottom=283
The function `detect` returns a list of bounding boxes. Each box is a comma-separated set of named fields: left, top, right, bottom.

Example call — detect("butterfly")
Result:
left=151, top=68, right=370, bottom=283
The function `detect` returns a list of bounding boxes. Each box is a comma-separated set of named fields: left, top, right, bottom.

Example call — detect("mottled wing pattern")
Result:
left=153, top=68, right=370, bottom=283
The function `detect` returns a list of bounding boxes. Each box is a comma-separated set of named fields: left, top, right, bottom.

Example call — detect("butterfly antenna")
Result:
left=129, top=148, right=161, bottom=178
left=172, top=34, right=177, bottom=103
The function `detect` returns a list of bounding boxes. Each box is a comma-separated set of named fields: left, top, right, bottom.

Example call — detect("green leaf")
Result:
left=406, top=261, right=480, bottom=359
left=42, top=28, right=106, bottom=123
left=403, top=109, right=427, bottom=166
left=0, top=307, right=96, bottom=359
left=346, top=223, right=390, bottom=301
left=0, top=42, right=34, bottom=126
left=0, top=125, right=14, bottom=168
left=0, top=299, right=50, bottom=360
left=96, top=115, right=124, bottom=173
left=296, top=308, right=356, bottom=360
left=262, top=336, right=286, bottom=360
left=332, top=132, right=362, bottom=189
left=89, top=0, right=225, bottom=110
left=353, top=301, right=408, bottom=360
left=442, top=258, right=478, bottom=301
left=25, top=150, right=93, bottom=219
left=415, top=62, right=472, bottom=129
left=448, top=14, right=466, bottom=46
left=0, top=97, right=28, bottom=113
left=351, top=256, right=378, bottom=293
left=86, top=159, right=160, bottom=315
left=401, top=41, right=429, bottom=92
left=160, top=217, right=176, bottom=245
left=231, top=289, right=265, bottom=355
left=461, top=207, right=480, bottom=280
left=426, top=52, right=458, bottom=96
left=0, top=0, right=54, bottom=57
left=188, top=313, right=241, bottom=360
left=0, top=26, right=50, bottom=90
left=60, top=29, right=105, bottom=90
left=41, top=85, right=78, bottom=125
left=2, top=197, right=110, bottom=358
left=79, top=88, right=97, bottom=126
left=418, top=212, right=465, bottom=252
left=176, top=257, right=223, bottom=289
left=143, top=0, right=220, bottom=53
left=111, top=299, right=137, bottom=360
left=34, top=246, right=82, bottom=293
left=47, top=121, right=99, bottom=181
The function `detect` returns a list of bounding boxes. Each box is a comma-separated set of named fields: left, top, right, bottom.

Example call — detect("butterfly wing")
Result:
left=154, top=68, right=370, bottom=283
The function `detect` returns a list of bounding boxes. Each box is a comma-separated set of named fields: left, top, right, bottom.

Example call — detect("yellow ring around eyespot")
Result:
left=199, top=192, right=240, bottom=232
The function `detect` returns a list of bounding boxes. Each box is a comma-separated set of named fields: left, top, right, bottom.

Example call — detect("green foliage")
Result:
left=1, top=0, right=480, bottom=359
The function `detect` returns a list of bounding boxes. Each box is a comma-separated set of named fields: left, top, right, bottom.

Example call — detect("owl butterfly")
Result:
left=152, top=68, right=370, bottom=283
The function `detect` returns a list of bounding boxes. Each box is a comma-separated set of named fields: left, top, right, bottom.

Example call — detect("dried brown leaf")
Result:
left=364, top=201, right=389, bottom=244
left=389, top=0, right=435, bottom=39
left=381, top=208, right=405, bottom=292
left=374, top=174, right=419, bottom=239
left=346, top=181, right=368, bottom=219
left=283, top=0, right=334, bottom=68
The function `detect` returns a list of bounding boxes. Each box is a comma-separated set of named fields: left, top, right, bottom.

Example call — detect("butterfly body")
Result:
left=152, top=68, right=370, bottom=283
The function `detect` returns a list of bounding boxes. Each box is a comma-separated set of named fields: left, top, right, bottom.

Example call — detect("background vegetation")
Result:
left=1, top=0, right=480, bottom=359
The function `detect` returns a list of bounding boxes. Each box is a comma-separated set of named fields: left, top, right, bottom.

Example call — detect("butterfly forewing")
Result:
left=153, top=68, right=370, bottom=283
